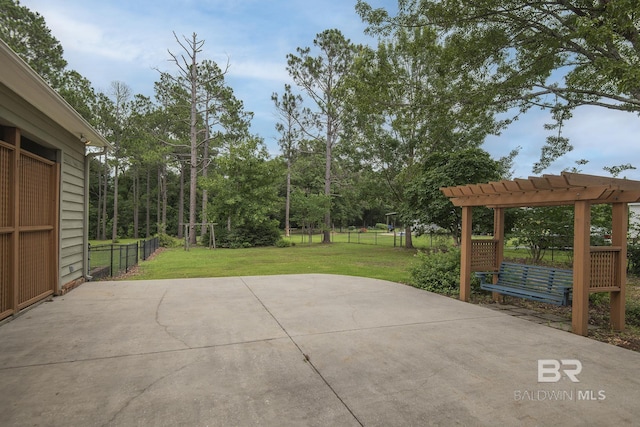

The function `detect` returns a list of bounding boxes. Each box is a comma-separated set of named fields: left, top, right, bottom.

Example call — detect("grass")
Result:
left=131, top=242, right=419, bottom=283
left=503, top=246, right=574, bottom=266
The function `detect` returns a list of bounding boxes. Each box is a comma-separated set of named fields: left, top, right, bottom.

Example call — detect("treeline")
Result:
left=3, top=1, right=639, bottom=248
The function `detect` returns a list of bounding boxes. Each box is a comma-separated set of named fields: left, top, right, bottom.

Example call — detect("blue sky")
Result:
left=19, top=0, right=640, bottom=180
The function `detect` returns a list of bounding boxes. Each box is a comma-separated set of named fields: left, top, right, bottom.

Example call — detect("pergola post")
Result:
left=492, top=208, right=505, bottom=302
left=572, top=201, right=591, bottom=336
left=611, top=202, right=627, bottom=331
left=460, top=206, right=473, bottom=302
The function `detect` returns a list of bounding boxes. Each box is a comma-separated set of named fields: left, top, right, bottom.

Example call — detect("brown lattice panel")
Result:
left=590, top=247, right=622, bottom=292
left=471, top=240, right=498, bottom=272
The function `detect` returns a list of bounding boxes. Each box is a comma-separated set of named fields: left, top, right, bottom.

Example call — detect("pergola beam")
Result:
left=441, top=172, right=640, bottom=208
left=447, top=186, right=610, bottom=208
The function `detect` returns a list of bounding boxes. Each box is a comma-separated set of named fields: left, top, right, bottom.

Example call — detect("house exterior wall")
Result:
left=0, top=83, right=86, bottom=290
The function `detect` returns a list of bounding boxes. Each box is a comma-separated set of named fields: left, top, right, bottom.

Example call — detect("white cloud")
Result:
left=228, top=59, right=290, bottom=82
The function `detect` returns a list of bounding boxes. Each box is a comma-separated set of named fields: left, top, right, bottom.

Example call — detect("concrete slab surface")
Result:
left=1, top=274, right=639, bottom=426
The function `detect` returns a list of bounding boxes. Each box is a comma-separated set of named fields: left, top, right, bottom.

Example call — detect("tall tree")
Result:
left=0, top=0, right=66, bottom=87
left=272, top=84, right=304, bottom=237
left=0, top=0, right=99, bottom=119
left=92, top=92, right=117, bottom=240
left=153, top=72, right=190, bottom=234
left=345, top=26, right=500, bottom=247
left=164, top=33, right=231, bottom=244
left=197, top=60, right=234, bottom=236
left=357, top=0, right=640, bottom=172
left=287, top=29, right=358, bottom=243
left=168, top=32, right=202, bottom=245
left=123, top=94, right=159, bottom=238
left=108, top=81, right=132, bottom=242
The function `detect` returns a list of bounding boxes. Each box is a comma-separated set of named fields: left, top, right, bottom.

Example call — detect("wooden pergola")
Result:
left=440, top=172, right=640, bottom=336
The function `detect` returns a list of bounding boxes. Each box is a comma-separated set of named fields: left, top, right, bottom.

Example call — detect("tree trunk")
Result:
left=157, top=166, right=162, bottom=234
left=133, top=170, right=139, bottom=239
left=405, top=225, right=413, bottom=249
left=285, top=159, right=291, bottom=237
left=145, top=169, right=151, bottom=238
left=101, top=152, right=108, bottom=240
left=96, top=157, right=102, bottom=240
left=112, top=162, right=119, bottom=242
left=200, top=125, right=210, bottom=236
left=189, top=61, right=198, bottom=246
left=178, top=164, right=185, bottom=239
left=323, top=125, right=332, bottom=244
left=161, top=162, right=168, bottom=233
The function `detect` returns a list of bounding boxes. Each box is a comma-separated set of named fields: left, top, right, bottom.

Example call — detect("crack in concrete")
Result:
left=155, top=289, right=191, bottom=349
left=103, top=362, right=191, bottom=427
left=240, top=278, right=365, bottom=427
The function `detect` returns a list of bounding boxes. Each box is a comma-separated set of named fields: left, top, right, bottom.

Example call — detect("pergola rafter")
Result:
left=441, top=172, right=640, bottom=208
left=440, top=172, right=640, bottom=336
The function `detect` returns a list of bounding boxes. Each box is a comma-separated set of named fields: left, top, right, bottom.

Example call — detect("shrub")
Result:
left=589, top=292, right=609, bottom=306
left=628, top=244, right=640, bottom=275
left=275, top=238, right=294, bottom=248
left=215, top=220, right=281, bottom=248
left=410, top=249, right=463, bottom=296
left=157, top=233, right=181, bottom=248
left=410, top=248, right=481, bottom=296
left=626, top=300, right=640, bottom=328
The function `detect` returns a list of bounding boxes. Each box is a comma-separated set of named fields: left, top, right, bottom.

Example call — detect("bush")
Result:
left=409, top=248, right=481, bottom=296
left=628, top=244, right=640, bottom=275
left=589, top=292, right=609, bottom=306
left=215, top=220, right=281, bottom=248
left=157, top=233, right=181, bottom=248
left=626, top=300, right=640, bottom=328
left=410, top=249, right=465, bottom=296
left=275, top=238, right=294, bottom=248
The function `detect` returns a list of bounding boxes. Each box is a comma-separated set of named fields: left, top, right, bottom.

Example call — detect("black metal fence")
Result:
left=88, top=237, right=159, bottom=280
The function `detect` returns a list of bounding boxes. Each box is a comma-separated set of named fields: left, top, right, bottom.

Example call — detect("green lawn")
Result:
left=503, top=246, right=574, bottom=266
left=131, top=242, right=419, bottom=283
left=105, top=232, right=575, bottom=283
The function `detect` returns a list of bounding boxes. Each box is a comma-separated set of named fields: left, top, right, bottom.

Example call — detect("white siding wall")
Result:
left=60, top=148, right=85, bottom=284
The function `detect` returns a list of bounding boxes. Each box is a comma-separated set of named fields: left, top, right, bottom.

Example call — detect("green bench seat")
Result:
left=477, top=262, right=573, bottom=306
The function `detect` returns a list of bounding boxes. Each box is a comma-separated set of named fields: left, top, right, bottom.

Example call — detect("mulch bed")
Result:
left=469, top=276, right=640, bottom=353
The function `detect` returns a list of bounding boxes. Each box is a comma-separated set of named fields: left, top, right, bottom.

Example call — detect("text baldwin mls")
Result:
left=514, top=359, right=606, bottom=401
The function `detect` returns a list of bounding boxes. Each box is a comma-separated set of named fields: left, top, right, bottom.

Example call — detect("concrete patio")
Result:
left=1, top=274, right=639, bottom=426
